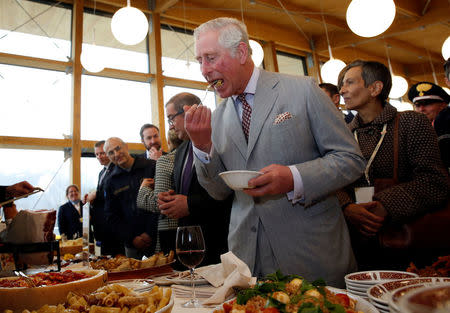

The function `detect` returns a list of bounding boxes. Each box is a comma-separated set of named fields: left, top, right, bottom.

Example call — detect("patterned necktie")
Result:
left=239, top=93, right=252, bottom=141
left=180, top=143, right=194, bottom=195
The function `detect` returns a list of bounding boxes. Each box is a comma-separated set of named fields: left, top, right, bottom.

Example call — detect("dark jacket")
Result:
left=104, top=157, right=158, bottom=249
left=174, top=140, right=232, bottom=266
left=57, top=201, right=83, bottom=240
left=434, top=106, right=450, bottom=168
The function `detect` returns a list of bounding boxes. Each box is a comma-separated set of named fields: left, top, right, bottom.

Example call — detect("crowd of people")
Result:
left=1, top=17, right=449, bottom=287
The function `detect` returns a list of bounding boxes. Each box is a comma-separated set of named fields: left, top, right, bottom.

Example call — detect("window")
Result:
left=277, top=51, right=307, bottom=76
left=0, top=149, right=70, bottom=212
left=0, top=0, right=71, bottom=61
left=81, top=75, right=152, bottom=142
left=0, top=64, right=71, bottom=138
left=82, top=10, right=149, bottom=73
left=161, top=26, right=205, bottom=82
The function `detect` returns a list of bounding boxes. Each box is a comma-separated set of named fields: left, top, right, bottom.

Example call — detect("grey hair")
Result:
left=194, top=17, right=252, bottom=58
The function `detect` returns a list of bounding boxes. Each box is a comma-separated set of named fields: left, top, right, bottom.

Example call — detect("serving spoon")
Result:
left=14, top=270, right=38, bottom=288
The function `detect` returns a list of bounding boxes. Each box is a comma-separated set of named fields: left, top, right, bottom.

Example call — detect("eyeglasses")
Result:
left=168, top=110, right=184, bottom=126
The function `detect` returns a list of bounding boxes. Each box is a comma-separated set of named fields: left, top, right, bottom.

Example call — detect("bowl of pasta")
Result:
left=2, top=282, right=173, bottom=313
left=0, top=269, right=107, bottom=313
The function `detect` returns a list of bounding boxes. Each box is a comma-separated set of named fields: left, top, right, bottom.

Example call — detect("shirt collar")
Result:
left=232, top=66, right=260, bottom=101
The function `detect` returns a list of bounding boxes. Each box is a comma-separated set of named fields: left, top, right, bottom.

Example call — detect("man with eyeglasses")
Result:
left=103, top=137, right=158, bottom=258
left=408, top=82, right=450, bottom=168
left=157, top=92, right=231, bottom=266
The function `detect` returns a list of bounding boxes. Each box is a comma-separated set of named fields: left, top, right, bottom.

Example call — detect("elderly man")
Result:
left=104, top=137, right=157, bottom=258
left=408, top=82, right=450, bottom=168
left=139, top=124, right=165, bottom=161
left=84, top=140, right=123, bottom=256
left=184, top=17, right=365, bottom=286
left=157, top=92, right=231, bottom=266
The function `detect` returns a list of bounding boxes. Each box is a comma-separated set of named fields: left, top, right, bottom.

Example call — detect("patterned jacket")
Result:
left=337, top=103, right=449, bottom=223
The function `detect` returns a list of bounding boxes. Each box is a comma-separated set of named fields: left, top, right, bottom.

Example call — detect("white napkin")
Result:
left=196, top=251, right=257, bottom=305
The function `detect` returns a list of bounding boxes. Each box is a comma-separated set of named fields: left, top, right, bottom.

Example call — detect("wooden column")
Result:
left=263, top=41, right=278, bottom=73
left=70, top=0, right=83, bottom=188
left=306, top=49, right=321, bottom=81
left=148, top=13, right=167, bottom=150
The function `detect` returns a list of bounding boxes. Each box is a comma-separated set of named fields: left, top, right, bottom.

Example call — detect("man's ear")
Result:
left=369, top=81, right=383, bottom=97
left=237, top=42, right=249, bottom=64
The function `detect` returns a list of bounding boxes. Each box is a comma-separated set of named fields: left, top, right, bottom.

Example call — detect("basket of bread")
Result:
left=90, top=251, right=175, bottom=280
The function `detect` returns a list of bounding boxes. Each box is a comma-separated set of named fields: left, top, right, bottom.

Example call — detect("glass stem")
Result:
left=190, top=267, right=196, bottom=302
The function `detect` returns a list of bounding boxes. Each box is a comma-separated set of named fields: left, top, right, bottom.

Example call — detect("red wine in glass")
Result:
left=176, top=226, right=205, bottom=308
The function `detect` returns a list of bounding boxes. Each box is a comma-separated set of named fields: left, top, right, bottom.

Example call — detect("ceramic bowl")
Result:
left=219, top=170, right=263, bottom=190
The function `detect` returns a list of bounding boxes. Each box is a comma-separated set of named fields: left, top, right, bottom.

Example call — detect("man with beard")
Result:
left=139, top=124, right=165, bottom=161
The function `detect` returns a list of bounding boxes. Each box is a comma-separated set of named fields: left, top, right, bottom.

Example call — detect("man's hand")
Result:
left=344, top=202, right=385, bottom=237
left=184, top=104, right=213, bottom=152
left=84, top=191, right=97, bottom=203
left=158, top=190, right=189, bottom=219
left=149, top=147, right=163, bottom=161
left=141, top=178, right=155, bottom=189
left=243, top=164, right=294, bottom=197
left=132, top=232, right=151, bottom=249
left=5, top=181, right=35, bottom=198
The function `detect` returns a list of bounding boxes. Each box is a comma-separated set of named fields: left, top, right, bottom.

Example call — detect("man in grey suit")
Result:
left=185, top=17, right=366, bottom=287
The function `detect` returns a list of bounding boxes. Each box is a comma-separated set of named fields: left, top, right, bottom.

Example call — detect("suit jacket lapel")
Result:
left=247, top=71, right=279, bottom=159
left=174, top=141, right=189, bottom=193
left=223, top=98, right=247, bottom=159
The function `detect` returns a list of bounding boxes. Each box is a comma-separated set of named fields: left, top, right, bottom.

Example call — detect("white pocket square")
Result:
left=274, top=112, right=293, bottom=125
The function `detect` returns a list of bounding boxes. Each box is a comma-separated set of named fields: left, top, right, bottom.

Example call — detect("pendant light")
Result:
left=442, top=36, right=450, bottom=60
left=320, top=14, right=346, bottom=85
left=81, top=29, right=105, bottom=73
left=111, top=0, right=149, bottom=46
left=346, top=0, right=396, bottom=38
left=385, top=44, right=408, bottom=99
left=249, top=39, right=264, bottom=67
left=80, top=1, right=104, bottom=73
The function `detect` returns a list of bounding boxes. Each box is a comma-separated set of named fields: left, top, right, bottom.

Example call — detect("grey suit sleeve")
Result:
left=294, top=79, right=365, bottom=206
left=194, top=148, right=233, bottom=201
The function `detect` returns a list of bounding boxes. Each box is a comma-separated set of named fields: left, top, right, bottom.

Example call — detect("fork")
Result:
left=14, top=270, right=38, bottom=288
left=200, top=81, right=218, bottom=105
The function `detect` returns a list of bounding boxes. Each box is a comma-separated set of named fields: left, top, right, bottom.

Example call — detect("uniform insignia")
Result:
left=416, top=83, right=432, bottom=96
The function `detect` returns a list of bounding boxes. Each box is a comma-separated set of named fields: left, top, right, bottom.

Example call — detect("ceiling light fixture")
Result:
left=320, top=14, right=346, bottom=85
left=442, top=36, right=450, bottom=60
left=111, top=0, right=149, bottom=46
left=249, top=39, right=264, bottom=67
left=385, top=44, right=408, bottom=99
left=346, top=0, right=396, bottom=38
left=80, top=1, right=104, bottom=73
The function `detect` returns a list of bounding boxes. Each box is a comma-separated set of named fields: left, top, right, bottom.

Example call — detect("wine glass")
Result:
left=175, top=225, right=205, bottom=308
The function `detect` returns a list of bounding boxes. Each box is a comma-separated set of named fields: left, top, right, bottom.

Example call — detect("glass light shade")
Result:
left=346, top=0, right=396, bottom=37
left=80, top=44, right=105, bottom=73
left=321, top=58, right=346, bottom=85
left=111, top=6, right=148, bottom=46
left=389, top=75, right=408, bottom=99
left=442, top=36, right=450, bottom=60
left=249, top=39, right=264, bottom=67
left=443, top=87, right=450, bottom=95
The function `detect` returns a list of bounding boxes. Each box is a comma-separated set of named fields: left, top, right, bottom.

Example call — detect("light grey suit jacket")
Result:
left=195, top=70, right=366, bottom=287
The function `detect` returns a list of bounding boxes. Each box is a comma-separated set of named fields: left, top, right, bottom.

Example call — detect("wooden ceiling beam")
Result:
left=163, top=1, right=311, bottom=51
left=253, top=0, right=348, bottom=30
left=394, top=0, right=425, bottom=18
left=154, top=0, right=179, bottom=13
left=314, top=6, right=450, bottom=53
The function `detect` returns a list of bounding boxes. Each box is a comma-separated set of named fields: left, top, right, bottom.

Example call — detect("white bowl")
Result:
left=398, top=283, right=450, bottom=313
left=219, top=170, right=263, bottom=190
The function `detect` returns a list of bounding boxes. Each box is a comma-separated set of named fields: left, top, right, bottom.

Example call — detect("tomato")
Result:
left=336, top=293, right=350, bottom=307
left=222, top=302, right=233, bottom=313
left=262, top=308, right=280, bottom=313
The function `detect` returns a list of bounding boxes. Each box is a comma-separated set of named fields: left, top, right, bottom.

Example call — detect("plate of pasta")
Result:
left=0, top=269, right=107, bottom=313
